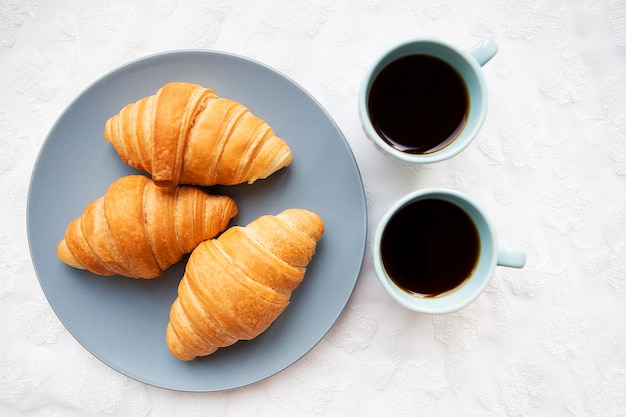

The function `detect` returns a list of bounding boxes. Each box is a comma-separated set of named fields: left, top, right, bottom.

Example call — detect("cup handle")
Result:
left=497, top=245, right=526, bottom=268
left=468, top=38, right=499, bottom=66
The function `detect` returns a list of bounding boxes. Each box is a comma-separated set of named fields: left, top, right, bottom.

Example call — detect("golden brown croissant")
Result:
left=56, top=175, right=238, bottom=279
left=165, top=208, right=324, bottom=360
left=103, top=82, right=293, bottom=187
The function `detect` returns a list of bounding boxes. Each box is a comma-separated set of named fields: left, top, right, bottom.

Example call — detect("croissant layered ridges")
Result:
left=165, top=208, right=324, bottom=361
left=56, top=175, right=238, bottom=279
left=103, top=82, right=293, bottom=188
left=57, top=81, right=324, bottom=361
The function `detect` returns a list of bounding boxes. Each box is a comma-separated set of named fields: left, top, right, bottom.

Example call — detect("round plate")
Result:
left=27, top=50, right=367, bottom=392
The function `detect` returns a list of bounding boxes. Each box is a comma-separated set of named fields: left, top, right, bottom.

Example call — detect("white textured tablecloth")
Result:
left=3, top=1, right=626, bottom=416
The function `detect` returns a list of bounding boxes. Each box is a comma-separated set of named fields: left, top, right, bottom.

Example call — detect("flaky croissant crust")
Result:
left=166, top=208, right=324, bottom=360
left=56, top=175, right=238, bottom=279
left=103, top=82, right=293, bottom=187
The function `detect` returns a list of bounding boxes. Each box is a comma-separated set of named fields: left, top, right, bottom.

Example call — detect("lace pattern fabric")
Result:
left=2, top=0, right=626, bottom=415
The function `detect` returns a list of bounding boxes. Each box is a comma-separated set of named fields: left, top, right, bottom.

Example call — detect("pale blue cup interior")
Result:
left=359, top=38, right=491, bottom=164
left=373, top=189, right=497, bottom=314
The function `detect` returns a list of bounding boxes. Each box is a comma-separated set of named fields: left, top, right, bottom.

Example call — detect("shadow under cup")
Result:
left=360, top=38, right=491, bottom=164
left=373, top=190, right=499, bottom=314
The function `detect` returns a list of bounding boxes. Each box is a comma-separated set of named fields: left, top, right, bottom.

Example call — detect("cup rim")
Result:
left=359, top=37, right=489, bottom=164
left=372, top=188, right=498, bottom=314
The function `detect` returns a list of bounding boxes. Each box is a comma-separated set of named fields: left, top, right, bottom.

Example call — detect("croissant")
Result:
left=103, top=82, right=293, bottom=187
left=165, top=208, right=324, bottom=360
left=56, top=175, right=238, bottom=279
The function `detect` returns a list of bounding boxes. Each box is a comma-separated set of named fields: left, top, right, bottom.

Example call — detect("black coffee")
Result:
left=381, top=198, right=479, bottom=297
left=368, top=54, right=469, bottom=154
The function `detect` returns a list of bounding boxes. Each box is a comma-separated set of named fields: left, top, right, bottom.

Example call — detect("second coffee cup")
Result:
left=359, top=37, right=498, bottom=164
left=372, top=189, right=526, bottom=314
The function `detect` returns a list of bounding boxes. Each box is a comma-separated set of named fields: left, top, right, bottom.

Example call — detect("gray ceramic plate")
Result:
left=27, top=50, right=367, bottom=392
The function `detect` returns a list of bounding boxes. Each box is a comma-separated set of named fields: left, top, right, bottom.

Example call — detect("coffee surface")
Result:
left=381, top=198, right=479, bottom=297
left=368, top=54, right=468, bottom=154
